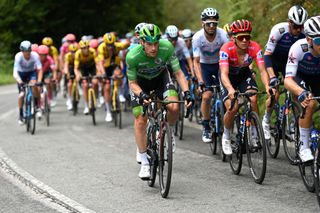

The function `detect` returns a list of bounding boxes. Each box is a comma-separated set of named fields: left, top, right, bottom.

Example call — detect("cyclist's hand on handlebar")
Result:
left=227, top=88, right=236, bottom=100
left=36, top=81, right=43, bottom=87
left=183, top=90, right=193, bottom=108
left=298, top=90, right=312, bottom=108
left=139, top=91, right=150, bottom=105
left=198, top=81, right=205, bottom=93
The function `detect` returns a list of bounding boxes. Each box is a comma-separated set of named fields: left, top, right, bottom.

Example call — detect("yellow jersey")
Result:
left=74, top=48, right=97, bottom=69
left=64, top=52, right=75, bottom=67
left=98, top=42, right=129, bottom=68
left=49, top=46, right=59, bottom=59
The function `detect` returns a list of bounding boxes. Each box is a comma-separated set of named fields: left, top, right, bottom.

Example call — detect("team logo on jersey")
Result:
left=220, top=51, right=228, bottom=60
left=300, top=44, right=308, bottom=52
left=288, top=53, right=296, bottom=63
left=279, top=28, right=285, bottom=34
left=154, top=58, right=163, bottom=65
left=257, top=50, right=263, bottom=59
left=269, top=36, right=276, bottom=43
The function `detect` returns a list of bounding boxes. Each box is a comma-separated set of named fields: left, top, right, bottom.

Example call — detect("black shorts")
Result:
left=80, top=64, right=96, bottom=77
left=271, top=55, right=287, bottom=77
left=105, top=65, right=120, bottom=78
left=220, top=68, right=258, bottom=102
left=130, top=70, right=177, bottom=109
left=295, top=73, right=320, bottom=98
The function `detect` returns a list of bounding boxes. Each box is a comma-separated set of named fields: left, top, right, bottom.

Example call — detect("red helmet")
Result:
left=31, top=44, right=39, bottom=52
left=89, top=39, right=99, bottom=49
left=38, top=45, right=49, bottom=55
left=65, top=33, right=76, bottom=42
left=230, top=19, right=252, bottom=34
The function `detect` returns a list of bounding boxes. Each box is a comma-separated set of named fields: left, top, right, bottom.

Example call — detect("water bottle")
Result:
left=278, top=105, right=285, bottom=122
left=310, top=129, right=319, bottom=151
left=210, top=106, right=215, bottom=126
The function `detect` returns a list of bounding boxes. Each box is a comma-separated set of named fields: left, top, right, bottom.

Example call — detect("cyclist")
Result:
left=38, top=45, right=57, bottom=107
left=193, top=7, right=229, bottom=142
left=31, top=44, right=39, bottom=52
left=223, top=23, right=233, bottom=38
left=262, top=5, right=308, bottom=141
left=64, top=43, right=78, bottom=110
left=126, top=24, right=192, bottom=179
left=182, top=29, right=193, bottom=58
left=74, top=40, right=99, bottom=115
left=219, top=19, right=273, bottom=155
left=165, top=25, right=195, bottom=80
left=59, top=33, right=77, bottom=71
left=128, top=22, right=146, bottom=51
left=98, top=32, right=130, bottom=122
left=90, top=39, right=99, bottom=53
left=13, top=41, right=43, bottom=124
left=284, top=16, right=320, bottom=162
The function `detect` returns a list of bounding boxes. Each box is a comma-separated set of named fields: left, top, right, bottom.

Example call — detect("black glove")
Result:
left=298, top=90, right=309, bottom=103
left=18, top=83, right=25, bottom=91
left=36, top=81, right=43, bottom=87
left=139, top=91, right=150, bottom=105
left=269, top=77, right=280, bottom=88
left=183, top=90, right=193, bottom=105
left=198, top=82, right=205, bottom=91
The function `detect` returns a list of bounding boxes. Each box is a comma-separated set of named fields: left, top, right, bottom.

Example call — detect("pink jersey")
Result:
left=219, top=41, right=264, bottom=74
left=41, top=55, right=55, bottom=73
left=60, top=42, right=70, bottom=55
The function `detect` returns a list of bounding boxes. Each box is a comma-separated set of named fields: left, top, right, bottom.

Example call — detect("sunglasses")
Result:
left=235, top=35, right=251, bottom=41
left=144, top=34, right=161, bottom=43
left=203, top=21, right=218, bottom=27
left=168, top=37, right=178, bottom=41
left=312, top=37, right=320, bottom=46
left=290, top=21, right=303, bottom=30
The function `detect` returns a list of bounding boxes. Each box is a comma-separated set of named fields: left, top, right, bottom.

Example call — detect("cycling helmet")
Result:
left=139, top=24, right=161, bottom=43
left=135, top=22, right=147, bottom=34
left=288, top=5, right=308, bottom=25
left=68, top=43, right=78, bottom=52
left=230, top=19, right=252, bottom=34
left=20, top=40, right=32, bottom=52
left=89, top=39, right=99, bottom=49
left=201, top=8, right=219, bottom=21
left=165, top=25, right=179, bottom=38
left=304, top=16, right=320, bottom=37
left=103, top=33, right=116, bottom=44
left=125, top=32, right=133, bottom=39
left=223, top=23, right=231, bottom=33
left=31, top=44, right=39, bottom=52
left=38, top=45, right=49, bottom=55
left=79, top=40, right=90, bottom=48
left=65, top=33, right=76, bottom=42
left=182, top=29, right=193, bottom=39
left=42, top=37, right=53, bottom=46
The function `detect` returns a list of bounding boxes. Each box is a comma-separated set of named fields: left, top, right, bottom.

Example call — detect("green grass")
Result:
left=0, top=73, right=15, bottom=85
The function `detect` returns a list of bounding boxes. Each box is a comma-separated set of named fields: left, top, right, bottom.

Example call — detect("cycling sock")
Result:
left=34, top=97, right=39, bottom=108
left=223, top=127, right=231, bottom=139
left=250, top=125, right=258, bottom=138
left=19, top=108, right=23, bottom=118
left=105, top=102, right=111, bottom=113
left=84, top=102, right=88, bottom=108
left=299, top=127, right=311, bottom=150
left=140, top=152, right=149, bottom=165
left=202, top=120, right=210, bottom=131
left=263, top=110, right=271, bottom=123
left=169, top=125, right=175, bottom=135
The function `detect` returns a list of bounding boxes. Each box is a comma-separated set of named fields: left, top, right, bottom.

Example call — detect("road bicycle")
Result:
left=110, top=76, right=123, bottom=129
left=143, top=92, right=184, bottom=198
left=82, top=76, right=98, bottom=125
left=22, top=83, right=37, bottom=135
left=70, top=75, right=80, bottom=116
left=229, top=91, right=267, bottom=184
left=41, top=82, right=50, bottom=126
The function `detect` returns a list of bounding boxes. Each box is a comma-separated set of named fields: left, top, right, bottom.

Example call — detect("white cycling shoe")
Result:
left=138, top=164, right=150, bottom=180
left=222, top=135, right=232, bottom=155
left=299, top=147, right=314, bottom=163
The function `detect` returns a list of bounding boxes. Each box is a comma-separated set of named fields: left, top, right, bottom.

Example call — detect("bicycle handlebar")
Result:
left=229, top=91, right=267, bottom=111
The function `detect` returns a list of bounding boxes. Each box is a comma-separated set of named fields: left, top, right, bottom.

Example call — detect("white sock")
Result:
left=169, top=125, right=175, bottom=135
left=251, top=126, right=257, bottom=138
left=263, top=110, right=271, bottom=123
left=140, top=152, right=149, bottom=165
left=84, top=102, right=88, bottom=108
left=299, top=127, right=311, bottom=150
left=223, top=127, right=231, bottom=139
left=105, top=102, right=111, bottom=113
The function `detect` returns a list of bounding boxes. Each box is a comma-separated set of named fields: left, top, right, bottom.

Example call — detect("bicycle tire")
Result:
left=72, top=84, right=78, bottom=116
left=195, top=98, right=202, bottom=125
left=210, top=132, right=217, bottom=155
left=266, top=105, right=280, bottom=158
left=24, top=95, right=30, bottom=132
left=89, top=90, right=96, bottom=126
left=282, top=101, right=300, bottom=165
left=30, top=96, right=36, bottom=135
left=159, top=122, right=172, bottom=198
left=246, top=111, right=267, bottom=184
left=147, top=124, right=158, bottom=187
left=314, top=142, right=320, bottom=206
left=217, top=101, right=226, bottom=161
left=230, top=114, right=242, bottom=175
left=118, top=99, right=122, bottom=129
left=178, top=103, right=184, bottom=140
left=44, top=92, right=50, bottom=127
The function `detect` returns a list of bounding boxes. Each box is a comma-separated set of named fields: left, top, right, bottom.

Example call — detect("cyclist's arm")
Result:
left=175, top=69, right=189, bottom=92
left=128, top=80, right=142, bottom=96
left=186, top=56, right=194, bottom=77
left=34, top=53, right=43, bottom=82
left=220, top=65, right=233, bottom=92
left=74, top=51, right=82, bottom=80
left=193, top=56, right=203, bottom=82
left=13, top=54, right=22, bottom=83
left=264, top=52, right=276, bottom=78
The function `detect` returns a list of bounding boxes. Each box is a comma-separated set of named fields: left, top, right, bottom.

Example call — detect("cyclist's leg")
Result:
left=80, top=67, right=89, bottom=112
left=104, top=66, right=113, bottom=122
left=17, top=72, right=31, bottom=122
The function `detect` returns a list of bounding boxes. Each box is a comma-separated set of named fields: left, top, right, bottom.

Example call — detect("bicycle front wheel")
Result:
left=29, top=97, right=36, bottom=135
left=282, top=101, right=300, bottom=165
left=266, top=105, right=280, bottom=158
left=246, top=111, right=267, bottom=184
left=159, top=122, right=172, bottom=198
left=44, top=92, right=50, bottom=126
left=230, top=114, right=242, bottom=174
left=89, top=90, right=96, bottom=125
left=314, top=142, right=320, bottom=205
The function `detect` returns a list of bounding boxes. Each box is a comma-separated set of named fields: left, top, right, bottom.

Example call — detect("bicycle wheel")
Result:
left=159, top=122, right=172, bottom=198
left=72, top=86, right=78, bottom=116
left=118, top=98, right=122, bottom=129
left=314, top=142, right=320, bottom=205
left=246, top=111, right=267, bottom=184
left=195, top=98, right=202, bottom=125
left=89, top=90, right=96, bottom=125
left=29, top=96, right=36, bottom=135
left=282, top=101, right=300, bottom=165
left=147, top=125, right=158, bottom=187
left=44, top=92, right=50, bottom=127
left=178, top=102, right=184, bottom=140
left=266, top=105, right=280, bottom=158
left=25, top=96, right=30, bottom=132
left=230, top=114, right=242, bottom=175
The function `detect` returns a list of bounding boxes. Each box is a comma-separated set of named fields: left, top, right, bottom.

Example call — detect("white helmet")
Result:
left=165, top=25, right=179, bottom=38
left=288, top=5, right=308, bottom=25
left=135, top=22, right=146, bottom=34
left=304, top=16, right=320, bottom=37
left=182, top=29, right=192, bottom=39
left=20, top=40, right=32, bottom=51
left=201, top=8, right=219, bottom=20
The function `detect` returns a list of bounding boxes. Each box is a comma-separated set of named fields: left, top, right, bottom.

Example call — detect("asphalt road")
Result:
left=0, top=84, right=319, bottom=212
